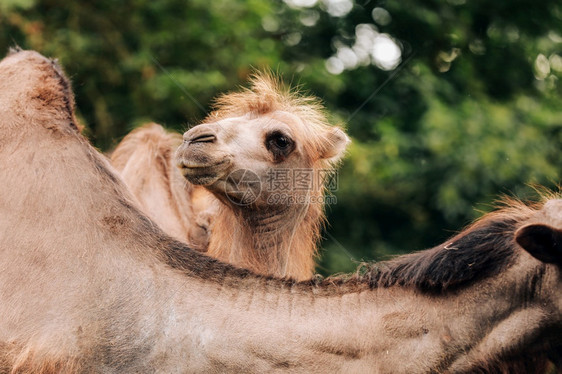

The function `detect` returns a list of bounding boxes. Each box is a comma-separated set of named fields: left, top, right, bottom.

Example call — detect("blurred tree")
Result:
left=0, top=0, right=294, bottom=148
left=278, top=0, right=562, bottom=273
left=1, top=0, right=562, bottom=276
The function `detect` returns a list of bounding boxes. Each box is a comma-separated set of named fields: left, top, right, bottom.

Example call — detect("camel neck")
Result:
left=161, top=259, right=548, bottom=373
left=207, top=201, right=319, bottom=280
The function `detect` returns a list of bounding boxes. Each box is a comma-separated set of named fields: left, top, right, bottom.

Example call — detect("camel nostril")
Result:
left=189, top=134, right=216, bottom=144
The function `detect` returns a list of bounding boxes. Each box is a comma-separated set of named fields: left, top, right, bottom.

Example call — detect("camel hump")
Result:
left=111, top=122, right=183, bottom=172
left=0, top=49, right=79, bottom=135
left=125, top=123, right=183, bottom=148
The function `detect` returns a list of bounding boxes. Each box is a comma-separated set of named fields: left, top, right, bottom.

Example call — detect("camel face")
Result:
left=177, top=109, right=340, bottom=208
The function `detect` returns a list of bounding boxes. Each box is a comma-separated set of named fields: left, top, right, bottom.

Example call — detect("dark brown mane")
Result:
left=152, top=194, right=549, bottom=295
left=358, top=197, right=545, bottom=293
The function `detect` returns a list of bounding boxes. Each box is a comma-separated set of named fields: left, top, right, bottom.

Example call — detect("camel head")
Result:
left=176, top=73, right=349, bottom=210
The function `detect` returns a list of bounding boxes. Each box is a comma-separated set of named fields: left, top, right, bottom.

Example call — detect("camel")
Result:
left=175, top=73, right=349, bottom=280
left=2, top=49, right=562, bottom=373
left=112, top=74, right=350, bottom=281
left=110, top=124, right=213, bottom=251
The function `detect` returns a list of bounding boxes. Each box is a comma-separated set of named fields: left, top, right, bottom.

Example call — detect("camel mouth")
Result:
left=177, top=157, right=230, bottom=170
left=175, top=139, right=232, bottom=180
left=177, top=159, right=231, bottom=186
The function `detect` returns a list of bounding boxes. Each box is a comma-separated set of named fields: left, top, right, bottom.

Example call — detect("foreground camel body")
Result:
left=176, top=74, right=349, bottom=280
left=111, top=124, right=213, bottom=251
left=2, top=50, right=562, bottom=373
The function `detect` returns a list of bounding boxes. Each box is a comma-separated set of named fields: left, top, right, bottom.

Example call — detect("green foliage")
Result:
left=2, top=0, right=562, bottom=276
left=0, top=0, right=287, bottom=148
left=0, top=0, right=36, bottom=11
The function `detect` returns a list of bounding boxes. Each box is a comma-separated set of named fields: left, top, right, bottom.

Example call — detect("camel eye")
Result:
left=266, top=131, right=295, bottom=161
left=274, top=135, right=290, bottom=149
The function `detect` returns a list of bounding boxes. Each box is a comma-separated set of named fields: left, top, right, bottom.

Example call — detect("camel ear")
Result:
left=515, top=224, right=562, bottom=265
left=319, top=127, right=350, bottom=162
